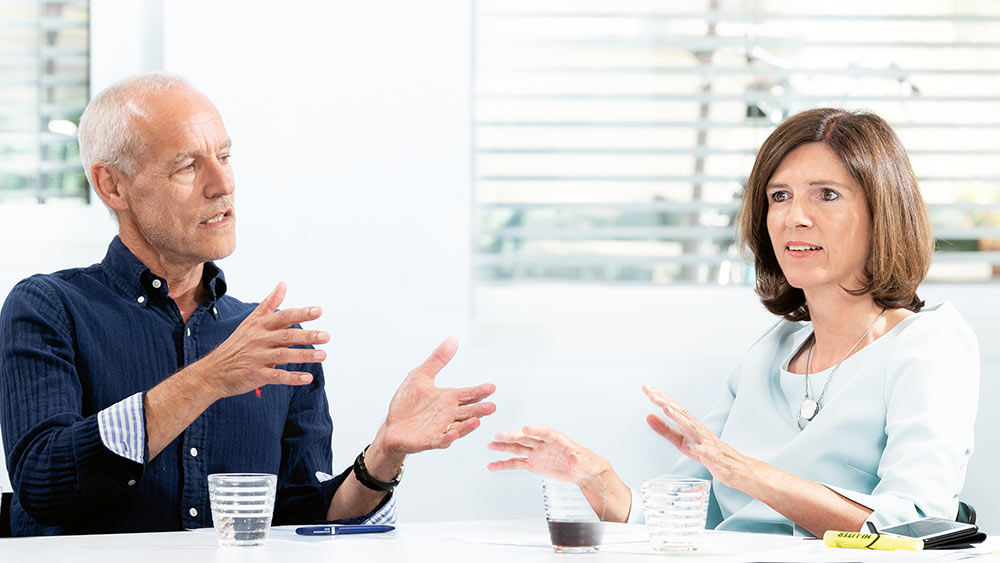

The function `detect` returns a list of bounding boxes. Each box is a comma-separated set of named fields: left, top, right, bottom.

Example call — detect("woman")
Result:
left=487, top=108, right=980, bottom=536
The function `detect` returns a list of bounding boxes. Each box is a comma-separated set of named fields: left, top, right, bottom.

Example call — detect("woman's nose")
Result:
left=785, top=197, right=813, bottom=228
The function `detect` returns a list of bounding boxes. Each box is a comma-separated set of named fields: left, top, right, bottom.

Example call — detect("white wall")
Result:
left=1, top=0, right=998, bottom=533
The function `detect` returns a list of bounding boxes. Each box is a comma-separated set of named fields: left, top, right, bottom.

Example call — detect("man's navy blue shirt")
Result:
left=0, top=237, right=349, bottom=536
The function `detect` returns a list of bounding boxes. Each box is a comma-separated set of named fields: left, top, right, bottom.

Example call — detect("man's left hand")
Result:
left=377, top=337, right=497, bottom=456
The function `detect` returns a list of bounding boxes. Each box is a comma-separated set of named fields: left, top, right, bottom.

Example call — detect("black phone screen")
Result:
left=881, top=518, right=975, bottom=540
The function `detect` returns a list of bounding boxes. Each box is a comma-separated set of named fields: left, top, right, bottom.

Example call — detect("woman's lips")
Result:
left=785, top=241, right=822, bottom=256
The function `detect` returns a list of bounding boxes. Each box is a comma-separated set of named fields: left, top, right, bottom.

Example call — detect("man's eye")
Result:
left=219, top=154, right=230, bottom=163
left=180, top=163, right=195, bottom=173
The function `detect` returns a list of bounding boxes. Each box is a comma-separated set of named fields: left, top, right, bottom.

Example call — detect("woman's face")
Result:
left=765, top=142, right=872, bottom=293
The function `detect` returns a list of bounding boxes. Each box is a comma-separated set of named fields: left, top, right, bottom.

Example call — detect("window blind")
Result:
left=0, top=0, right=90, bottom=204
left=473, top=0, right=1000, bottom=285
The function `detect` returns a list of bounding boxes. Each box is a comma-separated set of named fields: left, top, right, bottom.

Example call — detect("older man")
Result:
left=0, top=73, right=496, bottom=536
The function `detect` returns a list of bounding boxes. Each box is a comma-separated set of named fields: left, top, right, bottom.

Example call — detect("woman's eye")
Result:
left=769, top=191, right=789, bottom=203
left=821, top=189, right=840, bottom=201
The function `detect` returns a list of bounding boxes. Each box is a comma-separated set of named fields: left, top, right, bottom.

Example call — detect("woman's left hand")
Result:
left=643, top=384, right=873, bottom=536
left=642, top=384, right=744, bottom=486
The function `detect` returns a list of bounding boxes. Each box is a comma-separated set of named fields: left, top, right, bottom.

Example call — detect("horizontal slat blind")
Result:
left=473, top=0, right=1000, bottom=285
left=0, top=0, right=90, bottom=204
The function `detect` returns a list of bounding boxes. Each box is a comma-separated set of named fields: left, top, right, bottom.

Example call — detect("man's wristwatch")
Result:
left=352, top=444, right=404, bottom=492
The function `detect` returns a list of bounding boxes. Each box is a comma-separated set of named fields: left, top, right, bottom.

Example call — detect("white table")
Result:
left=0, top=520, right=995, bottom=563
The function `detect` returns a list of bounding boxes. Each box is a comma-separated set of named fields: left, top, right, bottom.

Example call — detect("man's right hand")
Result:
left=144, top=282, right=328, bottom=459
left=199, top=281, right=330, bottom=400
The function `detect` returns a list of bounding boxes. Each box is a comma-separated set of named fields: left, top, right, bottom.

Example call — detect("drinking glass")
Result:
left=541, top=478, right=603, bottom=553
left=208, top=473, right=277, bottom=547
left=641, top=475, right=710, bottom=552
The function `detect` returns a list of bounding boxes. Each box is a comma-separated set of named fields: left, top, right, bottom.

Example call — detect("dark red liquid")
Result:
left=547, top=521, right=602, bottom=548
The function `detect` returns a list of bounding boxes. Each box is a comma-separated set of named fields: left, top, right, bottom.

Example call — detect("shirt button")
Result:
left=186, top=327, right=191, bottom=337
left=190, top=447, right=198, bottom=457
left=127, top=479, right=136, bottom=486
left=137, top=296, right=145, bottom=304
left=189, top=507, right=198, bottom=517
left=152, top=279, right=162, bottom=289
left=212, top=306, right=218, bottom=315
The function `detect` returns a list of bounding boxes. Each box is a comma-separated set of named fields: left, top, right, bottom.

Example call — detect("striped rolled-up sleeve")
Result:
left=97, top=392, right=145, bottom=464
left=362, top=492, right=397, bottom=525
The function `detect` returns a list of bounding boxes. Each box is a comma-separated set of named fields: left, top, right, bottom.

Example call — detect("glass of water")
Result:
left=641, top=475, right=710, bottom=552
left=208, top=473, right=277, bottom=547
left=541, top=478, right=603, bottom=553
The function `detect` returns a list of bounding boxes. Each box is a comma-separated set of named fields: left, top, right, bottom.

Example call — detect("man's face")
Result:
left=119, top=87, right=236, bottom=268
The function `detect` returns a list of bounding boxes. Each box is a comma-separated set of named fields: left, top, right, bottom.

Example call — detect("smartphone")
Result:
left=880, top=517, right=979, bottom=548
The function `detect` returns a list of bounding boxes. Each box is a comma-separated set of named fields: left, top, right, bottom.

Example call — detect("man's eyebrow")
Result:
left=170, top=152, right=194, bottom=165
left=170, top=140, right=232, bottom=164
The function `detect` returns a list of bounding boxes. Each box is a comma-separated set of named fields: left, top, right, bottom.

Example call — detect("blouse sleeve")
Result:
left=823, top=305, right=979, bottom=529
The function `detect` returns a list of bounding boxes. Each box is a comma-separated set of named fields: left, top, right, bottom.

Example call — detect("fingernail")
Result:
left=316, top=331, right=330, bottom=342
left=299, top=374, right=311, bottom=383
left=313, top=350, right=325, bottom=360
left=309, top=307, right=321, bottom=316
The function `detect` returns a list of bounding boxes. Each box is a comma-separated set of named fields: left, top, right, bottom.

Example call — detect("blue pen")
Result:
left=295, top=525, right=395, bottom=536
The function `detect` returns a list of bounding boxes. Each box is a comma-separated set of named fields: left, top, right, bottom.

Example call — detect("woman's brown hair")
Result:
left=735, top=108, right=934, bottom=321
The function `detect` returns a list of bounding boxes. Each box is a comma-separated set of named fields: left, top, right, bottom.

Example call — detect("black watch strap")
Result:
left=352, top=445, right=403, bottom=492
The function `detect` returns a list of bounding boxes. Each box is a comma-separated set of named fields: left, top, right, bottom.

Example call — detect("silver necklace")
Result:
left=797, top=307, right=886, bottom=430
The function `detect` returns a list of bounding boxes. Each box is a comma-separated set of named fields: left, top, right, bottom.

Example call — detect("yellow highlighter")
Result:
left=824, top=530, right=924, bottom=551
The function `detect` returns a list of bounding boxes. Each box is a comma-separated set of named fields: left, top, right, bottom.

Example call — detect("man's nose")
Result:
left=203, top=158, right=235, bottom=198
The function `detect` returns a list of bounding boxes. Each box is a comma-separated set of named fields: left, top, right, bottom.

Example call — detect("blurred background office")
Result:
left=1, top=0, right=998, bottom=531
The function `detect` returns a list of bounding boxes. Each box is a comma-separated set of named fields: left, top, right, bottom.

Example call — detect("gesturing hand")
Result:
left=378, top=337, right=497, bottom=455
left=200, top=282, right=330, bottom=400
left=486, top=425, right=611, bottom=486
left=643, top=384, right=742, bottom=484
left=144, top=282, right=330, bottom=460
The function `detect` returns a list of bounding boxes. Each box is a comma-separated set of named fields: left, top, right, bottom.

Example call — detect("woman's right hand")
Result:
left=486, top=424, right=610, bottom=484
left=487, top=425, right=633, bottom=522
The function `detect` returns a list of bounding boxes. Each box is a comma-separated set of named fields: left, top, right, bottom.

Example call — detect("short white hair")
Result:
left=77, top=72, right=194, bottom=191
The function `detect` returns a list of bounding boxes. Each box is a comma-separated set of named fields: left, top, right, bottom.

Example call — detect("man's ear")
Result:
left=91, top=162, right=130, bottom=212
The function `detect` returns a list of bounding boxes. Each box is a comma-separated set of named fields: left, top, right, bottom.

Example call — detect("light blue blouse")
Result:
left=660, top=302, right=980, bottom=535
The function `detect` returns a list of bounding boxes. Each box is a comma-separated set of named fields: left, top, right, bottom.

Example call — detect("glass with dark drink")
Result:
left=542, top=479, right=603, bottom=553
left=547, top=520, right=603, bottom=552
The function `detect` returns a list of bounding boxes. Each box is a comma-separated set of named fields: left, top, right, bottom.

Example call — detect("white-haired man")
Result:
left=0, top=73, right=496, bottom=536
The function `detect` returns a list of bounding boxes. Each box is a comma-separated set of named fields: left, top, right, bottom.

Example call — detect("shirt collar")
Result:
left=202, top=261, right=228, bottom=301
left=100, top=236, right=229, bottom=307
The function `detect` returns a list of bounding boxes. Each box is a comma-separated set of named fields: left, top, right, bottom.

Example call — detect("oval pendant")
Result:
left=799, top=398, right=818, bottom=421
